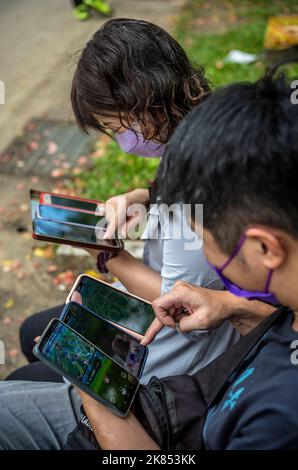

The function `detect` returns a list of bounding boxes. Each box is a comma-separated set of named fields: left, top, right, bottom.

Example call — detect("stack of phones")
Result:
left=34, top=274, right=156, bottom=416
left=30, top=190, right=122, bottom=251
left=30, top=190, right=155, bottom=415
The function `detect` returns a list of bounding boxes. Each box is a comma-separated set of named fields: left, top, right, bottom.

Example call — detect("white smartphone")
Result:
left=66, top=274, right=156, bottom=340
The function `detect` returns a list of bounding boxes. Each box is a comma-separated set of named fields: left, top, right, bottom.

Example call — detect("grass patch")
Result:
left=78, top=0, right=298, bottom=201
left=176, top=0, right=298, bottom=87
left=77, top=138, right=159, bottom=201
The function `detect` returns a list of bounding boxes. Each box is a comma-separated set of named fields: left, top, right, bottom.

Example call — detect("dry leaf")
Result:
left=8, top=348, right=19, bottom=358
left=47, top=264, right=58, bottom=273
left=4, top=298, right=14, bottom=309
left=47, top=141, right=58, bottom=155
left=51, top=168, right=65, bottom=178
left=27, top=141, right=39, bottom=152
left=53, top=270, right=76, bottom=288
left=78, top=156, right=88, bottom=165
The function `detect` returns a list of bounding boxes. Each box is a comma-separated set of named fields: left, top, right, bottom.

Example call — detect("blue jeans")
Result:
left=0, top=381, right=81, bottom=449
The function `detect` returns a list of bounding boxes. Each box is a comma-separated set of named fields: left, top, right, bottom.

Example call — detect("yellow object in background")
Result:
left=84, top=269, right=105, bottom=280
left=264, top=15, right=298, bottom=50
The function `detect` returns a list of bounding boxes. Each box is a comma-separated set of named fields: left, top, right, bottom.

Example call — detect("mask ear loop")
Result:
left=264, top=269, right=274, bottom=293
left=218, top=234, right=247, bottom=273
left=220, top=235, right=274, bottom=293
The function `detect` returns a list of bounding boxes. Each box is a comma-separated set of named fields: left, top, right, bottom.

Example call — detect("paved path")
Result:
left=0, top=0, right=184, bottom=153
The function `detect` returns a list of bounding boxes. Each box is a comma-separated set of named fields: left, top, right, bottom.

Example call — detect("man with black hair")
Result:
left=143, top=75, right=298, bottom=449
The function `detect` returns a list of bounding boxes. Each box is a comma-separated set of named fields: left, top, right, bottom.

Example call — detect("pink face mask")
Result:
left=115, top=129, right=164, bottom=158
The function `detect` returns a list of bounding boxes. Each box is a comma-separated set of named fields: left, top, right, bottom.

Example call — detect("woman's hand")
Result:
left=83, top=188, right=149, bottom=259
left=104, top=188, right=149, bottom=240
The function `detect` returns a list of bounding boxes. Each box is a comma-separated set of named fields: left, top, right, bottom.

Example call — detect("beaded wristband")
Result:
left=96, top=250, right=117, bottom=274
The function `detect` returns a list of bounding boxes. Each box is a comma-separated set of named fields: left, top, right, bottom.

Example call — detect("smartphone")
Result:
left=67, top=275, right=156, bottom=338
left=30, top=190, right=122, bottom=251
left=32, top=217, right=121, bottom=251
left=34, top=319, right=139, bottom=417
left=40, top=191, right=102, bottom=214
left=61, top=302, right=148, bottom=377
left=37, top=204, right=107, bottom=229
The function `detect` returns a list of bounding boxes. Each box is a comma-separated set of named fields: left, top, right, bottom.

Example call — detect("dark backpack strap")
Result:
left=194, top=306, right=285, bottom=407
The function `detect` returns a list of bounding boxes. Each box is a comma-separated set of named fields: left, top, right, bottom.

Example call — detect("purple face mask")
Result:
left=115, top=129, right=164, bottom=158
left=210, top=235, right=279, bottom=305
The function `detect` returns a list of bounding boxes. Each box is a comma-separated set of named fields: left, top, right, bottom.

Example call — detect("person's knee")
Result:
left=5, top=366, right=26, bottom=381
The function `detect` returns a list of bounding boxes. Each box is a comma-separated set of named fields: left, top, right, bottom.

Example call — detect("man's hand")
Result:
left=142, top=281, right=229, bottom=345
left=78, top=389, right=160, bottom=450
left=142, top=281, right=277, bottom=345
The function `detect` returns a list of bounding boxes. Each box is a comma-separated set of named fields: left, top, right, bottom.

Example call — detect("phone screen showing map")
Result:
left=76, top=276, right=156, bottom=336
left=40, top=321, right=138, bottom=414
left=62, top=302, right=147, bottom=377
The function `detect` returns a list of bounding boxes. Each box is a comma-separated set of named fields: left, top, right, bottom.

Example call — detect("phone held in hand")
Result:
left=39, top=191, right=103, bottom=214
left=61, top=302, right=148, bottom=378
left=36, top=204, right=107, bottom=229
left=30, top=189, right=122, bottom=251
left=34, top=318, right=139, bottom=417
left=67, top=274, right=156, bottom=339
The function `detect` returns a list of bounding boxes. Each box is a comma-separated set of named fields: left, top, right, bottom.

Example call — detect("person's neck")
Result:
left=292, top=311, right=298, bottom=332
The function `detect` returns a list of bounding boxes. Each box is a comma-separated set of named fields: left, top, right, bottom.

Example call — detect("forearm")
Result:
left=82, top=399, right=160, bottom=450
left=223, top=292, right=276, bottom=335
left=107, top=250, right=162, bottom=302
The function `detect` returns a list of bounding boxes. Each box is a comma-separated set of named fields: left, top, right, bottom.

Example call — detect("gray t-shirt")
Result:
left=141, top=204, right=240, bottom=384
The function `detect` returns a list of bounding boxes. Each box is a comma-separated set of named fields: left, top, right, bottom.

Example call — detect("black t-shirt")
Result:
left=203, top=309, right=298, bottom=450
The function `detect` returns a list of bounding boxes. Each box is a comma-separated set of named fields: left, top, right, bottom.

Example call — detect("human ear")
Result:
left=245, top=227, right=286, bottom=270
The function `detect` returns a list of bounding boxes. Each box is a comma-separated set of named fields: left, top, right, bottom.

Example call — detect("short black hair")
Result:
left=158, top=76, right=298, bottom=253
left=71, top=18, right=210, bottom=142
